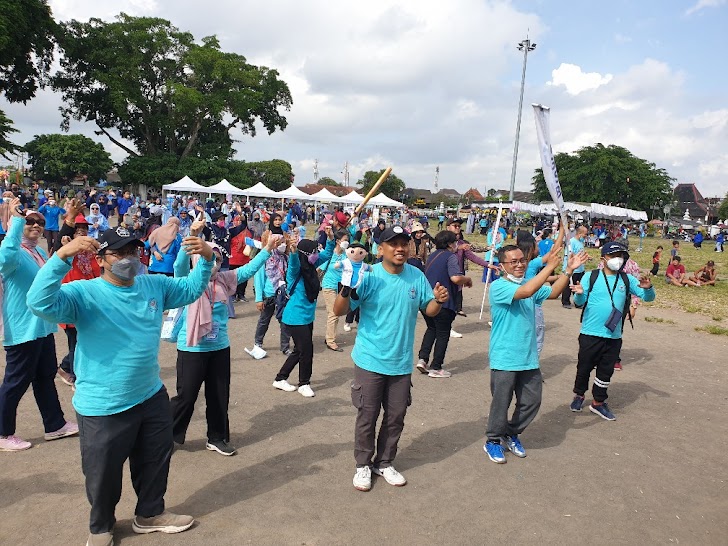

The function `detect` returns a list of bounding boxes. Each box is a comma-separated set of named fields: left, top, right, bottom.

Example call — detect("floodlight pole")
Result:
left=508, top=38, right=536, bottom=202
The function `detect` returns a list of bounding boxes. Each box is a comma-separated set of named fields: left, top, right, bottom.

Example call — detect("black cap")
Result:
left=445, top=218, right=463, bottom=227
left=97, top=226, right=144, bottom=253
left=211, top=212, right=227, bottom=221
left=601, top=241, right=629, bottom=257
left=379, top=225, right=411, bottom=243
left=348, top=242, right=367, bottom=250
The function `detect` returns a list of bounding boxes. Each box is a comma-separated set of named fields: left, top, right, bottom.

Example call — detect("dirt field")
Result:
left=1, top=281, right=726, bottom=545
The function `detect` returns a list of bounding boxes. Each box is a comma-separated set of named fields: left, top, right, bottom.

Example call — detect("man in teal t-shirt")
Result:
left=485, top=243, right=587, bottom=464
left=334, top=226, right=448, bottom=492
left=27, top=225, right=215, bottom=545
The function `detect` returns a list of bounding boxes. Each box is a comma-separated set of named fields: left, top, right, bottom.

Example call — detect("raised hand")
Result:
left=9, top=197, right=22, bottom=217
left=570, top=282, right=584, bottom=295
left=182, top=236, right=213, bottom=260
left=433, top=281, right=449, bottom=303
left=639, top=273, right=653, bottom=288
left=56, top=236, right=100, bottom=261
left=190, top=216, right=206, bottom=237
left=567, top=250, right=589, bottom=271
left=265, top=234, right=282, bottom=252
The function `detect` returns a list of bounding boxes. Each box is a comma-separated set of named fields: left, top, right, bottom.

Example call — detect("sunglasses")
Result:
left=26, top=218, right=46, bottom=227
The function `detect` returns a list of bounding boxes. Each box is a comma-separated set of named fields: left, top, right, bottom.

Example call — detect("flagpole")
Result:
left=480, top=200, right=504, bottom=320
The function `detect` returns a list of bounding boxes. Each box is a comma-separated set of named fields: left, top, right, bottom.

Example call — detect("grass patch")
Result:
left=713, top=315, right=724, bottom=322
left=683, top=304, right=701, bottom=313
left=644, top=316, right=676, bottom=324
left=694, top=325, right=728, bottom=336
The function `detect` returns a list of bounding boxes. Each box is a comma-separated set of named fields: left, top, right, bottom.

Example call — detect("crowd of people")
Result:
left=0, top=181, right=722, bottom=546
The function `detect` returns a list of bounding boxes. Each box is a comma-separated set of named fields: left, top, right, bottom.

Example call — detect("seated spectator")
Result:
left=665, top=256, right=700, bottom=287
left=689, top=260, right=717, bottom=286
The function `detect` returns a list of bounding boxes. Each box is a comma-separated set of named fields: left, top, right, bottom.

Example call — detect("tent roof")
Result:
left=310, top=187, right=341, bottom=201
left=368, top=193, right=405, bottom=208
left=207, top=179, right=246, bottom=195
left=275, top=184, right=311, bottom=200
left=241, top=182, right=279, bottom=198
left=341, top=190, right=365, bottom=203
left=162, top=176, right=208, bottom=193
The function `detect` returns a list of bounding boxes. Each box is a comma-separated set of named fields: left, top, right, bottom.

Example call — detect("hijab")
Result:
left=269, top=213, right=284, bottom=235
left=296, top=239, right=321, bottom=303
left=148, top=216, right=180, bottom=253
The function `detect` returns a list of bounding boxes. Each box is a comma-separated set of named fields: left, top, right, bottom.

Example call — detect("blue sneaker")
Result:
left=483, top=441, right=506, bottom=464
left=504, top=435, right=526, bottom=458
left=570, top=395, right=585, bottom=412
left=590, top=402, right=616, bottom=421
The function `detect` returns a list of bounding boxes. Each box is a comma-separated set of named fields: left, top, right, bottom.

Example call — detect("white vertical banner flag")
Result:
left=532, top=104, right=569, bottom=230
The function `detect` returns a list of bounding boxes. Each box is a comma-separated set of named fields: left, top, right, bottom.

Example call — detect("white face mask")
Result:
left=339, top=240, right=349, bottom=250
left=606, top=257, right=624, bottom=271
left=506, top=273, right=525, bottom=284
left=277, top=243, right=287, bottom=254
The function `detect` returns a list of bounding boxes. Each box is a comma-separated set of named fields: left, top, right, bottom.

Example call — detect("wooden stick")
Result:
left=349, top=167, right=392, bottom=225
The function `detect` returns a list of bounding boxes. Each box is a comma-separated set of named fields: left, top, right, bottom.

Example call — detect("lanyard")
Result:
left=601, top=270, right=620, bottom=310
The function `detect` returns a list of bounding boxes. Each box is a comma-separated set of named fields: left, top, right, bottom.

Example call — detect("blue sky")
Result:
left=3, top=0, right=727, bottom=199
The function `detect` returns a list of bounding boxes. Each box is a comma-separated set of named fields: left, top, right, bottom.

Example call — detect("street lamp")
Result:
left=508, top=37, right=536, bottom=202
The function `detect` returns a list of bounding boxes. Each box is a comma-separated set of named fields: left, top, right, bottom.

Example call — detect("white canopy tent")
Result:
left=206, top=179, right=246, bottom=196
left=510, top=200, right=648, bottom=221
left=275, top=184, right=312, bottom=200
left=240, top=182, right=280, bottom=198
left=162, top=176, right=209, bottom=193
left=368, top=193, right=406, bottom=208
left=341, top=190, right=365, bottom=204
left=310, top=187, right=341, bottom=202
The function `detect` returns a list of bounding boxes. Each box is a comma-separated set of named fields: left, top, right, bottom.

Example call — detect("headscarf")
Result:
left=185, top=245, right=238, bottom=346
left=20, top=213, right=47, bottom=267
left=269, top=213, right=284, bottom=235
left=296, top=239, right=321, bottom=303
left=148, top=216, right=180, bottom=253
left=249, top=213, right=265, bottom=239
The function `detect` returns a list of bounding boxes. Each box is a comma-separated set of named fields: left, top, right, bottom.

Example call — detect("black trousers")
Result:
left=77, top=387, right=172, bottom=534
left=454, top=290, right=463, bottom=312
left=346, top=307, right=360, bottom=325
left=60, top=327, right=77, bottom=379
left=276, top=323, right=314, bottom=385
left=170, top=347, right=231, bottom=444
left=0, top=334, right=65, bottom=436
left=574, top=334, right=622, bottom=402
left=418, top=308, right=456, bottom=370
left=562, top=271, right=585, bottom=305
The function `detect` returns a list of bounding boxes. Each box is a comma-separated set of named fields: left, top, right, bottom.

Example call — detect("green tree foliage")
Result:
left=357, top=169, right=406, bottom=199
left=531, top=143, right=674, bottom=212
left=25, top=134, right=113, bottom=183
left=246, top=160, right=294, bottom=191
left=0, top=0, right=59, bottom=156
left=52, top=14, right=292, bottom=162
left=317, top=176, right=341, bottom=187
left=718, top=193, right=728, bottom=221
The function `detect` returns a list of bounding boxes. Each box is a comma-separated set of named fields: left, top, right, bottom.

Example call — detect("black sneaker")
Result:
left=206, top=440, right=237, bottom=456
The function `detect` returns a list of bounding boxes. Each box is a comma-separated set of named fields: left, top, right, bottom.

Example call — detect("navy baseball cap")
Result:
left=98, top=226, right=144, bottom=252
left=601, top=241, right=629, bottom=257
left=380, top=226, right=411, bottom=243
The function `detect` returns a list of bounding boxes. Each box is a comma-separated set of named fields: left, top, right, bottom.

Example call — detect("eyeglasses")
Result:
left=26, top=218, right=45, bottom=227
left=105, top=248, right=140, bottom=259
left=502, top=258, right=528, bottom=266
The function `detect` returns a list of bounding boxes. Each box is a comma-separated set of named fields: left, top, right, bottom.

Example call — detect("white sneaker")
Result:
left=450, top=329, right=463, bottom=338
left=416, top=359, right=429, bottom=374
left=428, top=368, right=452, bottom=378
left=343, top=323, right=352, bottom=332
left=298, top=384, right=315, bottom=397
left=372, top=465, right=407, bottom=486
left=272, top=380, right=297, bottom=392
left=353, top=466, right=372, bottom=491
left=245, top=345, right=267, bottom=360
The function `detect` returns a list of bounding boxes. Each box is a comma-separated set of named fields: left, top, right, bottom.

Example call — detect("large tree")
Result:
left=718, top=193, right=728, bottom=221
left=52, top=14, right=292, bottom=163
left=25, top=134, right=113, bottom=183
left=357, top=169, right=406, bottom=199
left=317, top=176, right=341, bottom=187
left=0, top=0, right=59, bottom=157
left=531, top=143, right=674, bottom=212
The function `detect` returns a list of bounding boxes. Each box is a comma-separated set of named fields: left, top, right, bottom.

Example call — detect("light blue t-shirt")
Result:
left=574, top=270, right=656, bottom=339
left=146, top=234, right=183, bottom=274
left=0, top=217, right=57, bottom=346
left=565, top=237, right=585, bottom=274
left=538, top=238, right=554, bottom=256
left=26, top=252, right=214, bottom=416
left=38, top=205, right=66, bottom=231
left=174, top=248, right=270, bottom=352
left=282, top=239, right=335, bottom=326
left=525, top=256, right=547, bottom=308
left=351, top=263, right=433, bottom=376
left=488, top=279, right=551, bottom=371
left=321, top=250, right=346, bottom=290
left=485, top=227, right=507, bottom=262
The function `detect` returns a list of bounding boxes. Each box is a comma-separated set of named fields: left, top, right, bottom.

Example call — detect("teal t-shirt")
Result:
left=568, top=237, right=586, bottom=273
left=282, top=239, right=335, bottom=326
left=488, top=279, right=551, bottom=371
left=351, top=263, right=433, bottom=376
left=525, top=256, right=547, bottom=308
left=26, top=253, right=214, bottom=416
left=321, top=250, right=346, bottom=290
left=574, top=270, right=655, bottom=339
left=0, top=217, right=57, bottom=346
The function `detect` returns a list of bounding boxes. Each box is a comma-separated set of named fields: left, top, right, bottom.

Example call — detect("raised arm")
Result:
left=0, top=198, right=25, bottom=276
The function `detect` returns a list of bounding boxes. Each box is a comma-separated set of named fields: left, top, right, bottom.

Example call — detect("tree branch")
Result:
left=95, top=125, right=139, bottom=157
left=180, top=117, right=203, bottom=160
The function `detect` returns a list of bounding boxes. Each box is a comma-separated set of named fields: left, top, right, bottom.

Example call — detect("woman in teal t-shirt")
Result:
left=170, top=226, right=278, bottom=456
left=321, top=229, right=350, bottom=351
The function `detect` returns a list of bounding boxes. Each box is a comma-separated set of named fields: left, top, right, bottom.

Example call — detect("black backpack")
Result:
left=579, top=269, right=634, bottom=330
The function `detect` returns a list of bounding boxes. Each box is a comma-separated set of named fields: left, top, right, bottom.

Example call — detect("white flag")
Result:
left=533, top=104, right=568, bottom=229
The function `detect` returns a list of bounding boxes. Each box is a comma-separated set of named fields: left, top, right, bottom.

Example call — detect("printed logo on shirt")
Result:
left=618, top=285, right=626, bottom=293
left=409, top=287, right=416, bottom=300
left=148, top=299, right=158, bottom=313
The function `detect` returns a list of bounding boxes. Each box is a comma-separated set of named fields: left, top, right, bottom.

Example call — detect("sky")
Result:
left=3, top=0, right=727, bottom=199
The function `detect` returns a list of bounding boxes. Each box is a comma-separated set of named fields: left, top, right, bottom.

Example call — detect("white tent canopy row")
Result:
left=510, top=200, right=648, bottom=221
left=162, top=177, right=406, bottom=207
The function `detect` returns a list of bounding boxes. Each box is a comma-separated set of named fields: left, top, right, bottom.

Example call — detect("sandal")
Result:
left=326, top=343, right=343, bottom=352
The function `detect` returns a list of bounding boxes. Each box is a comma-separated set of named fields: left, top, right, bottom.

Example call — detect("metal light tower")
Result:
left=434, top=166, right=439, bottom=193
left=313, top=159, right=319, bottom=182
left=341, top=161, right=350, bottom=187
left=508, top=37, right=536, bottom=202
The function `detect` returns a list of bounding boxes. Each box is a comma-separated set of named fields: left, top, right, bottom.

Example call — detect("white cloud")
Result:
left=685, top=0, right=727, bottom=16
left=614, top=33, right=632, bottom=44
left=548, top=63, right=613, bottom=95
